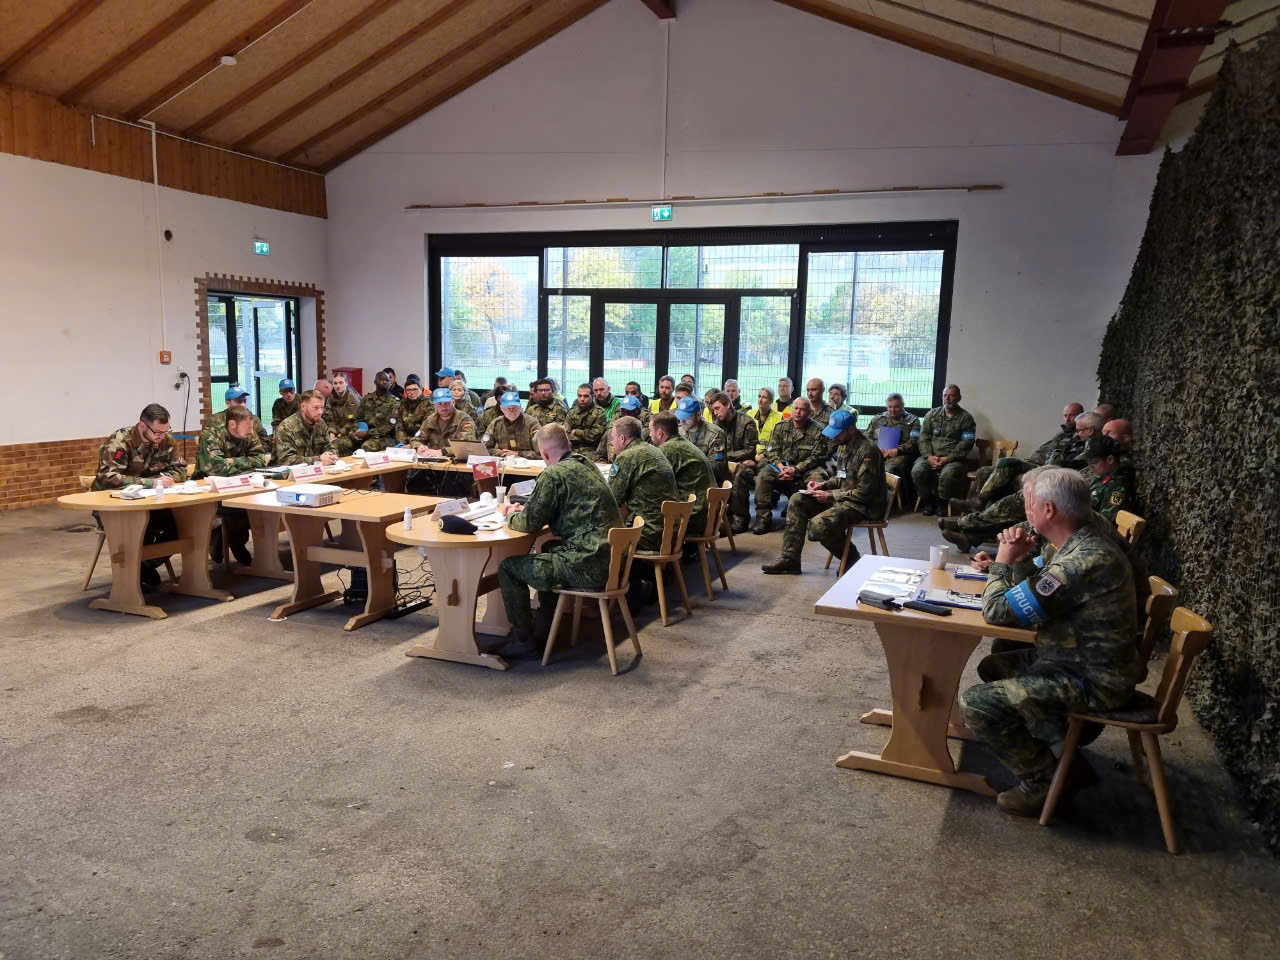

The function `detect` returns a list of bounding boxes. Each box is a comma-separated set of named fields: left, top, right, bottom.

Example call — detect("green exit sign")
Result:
left=651, top=204, right=672, bottom=222
left=253, top=240, right=270, bottom=256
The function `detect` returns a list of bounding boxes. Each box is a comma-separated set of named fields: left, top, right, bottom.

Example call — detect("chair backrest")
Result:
left=1153, top=606, right=1213, bottom=728
left=1140, top=575, right=1179, bottom=663
left=881, top=473, right=899, bottom=523
left=972, top=437, right=991, bottom=465
left=994, top=439, right=1018, bottom=459
left=603, top=516, right=646, bottom=592
left=700, top=481, right=731, bottom=537
left=1115, top=509, right=1146, bottom=545
left=656, top=495, right=696, bottom=556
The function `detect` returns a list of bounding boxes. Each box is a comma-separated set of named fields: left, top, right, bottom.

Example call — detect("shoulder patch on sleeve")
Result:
left=1109, top=489, right=1125, bottom=505
left=1035, top=573, right=1062, bottom=596
left=113, top=449, right=128, bottom=463
left=609, top=463, right=618, bottom=477
left=961, top=430, right=976, bottom=441
left=1033, top=555, right=1045, bottom=568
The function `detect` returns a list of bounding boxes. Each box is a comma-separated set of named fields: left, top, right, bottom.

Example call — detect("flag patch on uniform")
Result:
left=114, top=450, right=127, bottom=463
left=1035, top=574, right=1062, bottom=596
left=609, top=463, right=618, bottom=477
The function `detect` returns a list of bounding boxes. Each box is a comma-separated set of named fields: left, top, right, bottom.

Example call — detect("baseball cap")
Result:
left=278, top=379, right=295, bottom=392
left=674, top=396, right=702, bottom=420
left=434, top=366, right=457, bottom=379
left=357, top=421, right=369, bottom=432
left=619, top=395, right=642, bottom=411
left=431, top=387, right=454, bottom=403
left=822, top=409, right=856, bottom=439
left=1084, top=435, right=1118, bottom=460
left=225, top=385, right=249, bottom=401
left=500, top=390, right=522, bottom=408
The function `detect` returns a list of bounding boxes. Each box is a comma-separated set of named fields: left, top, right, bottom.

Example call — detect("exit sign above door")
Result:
left=651, top=205, right=672, bottom=222
left=253, top=240, right=270, bottom=255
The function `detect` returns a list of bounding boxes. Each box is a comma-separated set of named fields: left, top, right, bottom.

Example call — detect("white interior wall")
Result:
left=325, top=0, right=1161, bottom=453
left=0, top=151, right=327, bottom=445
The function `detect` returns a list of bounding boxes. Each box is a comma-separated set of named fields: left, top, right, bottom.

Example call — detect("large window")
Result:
left=207, top=293, right=300, bottom=428
left=430, top=222, right=954, bottom=411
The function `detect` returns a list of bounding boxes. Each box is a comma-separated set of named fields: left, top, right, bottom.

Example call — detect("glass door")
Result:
left=206, top=294, right=301, bottom=428
left=602, top=302, right=658, bottom=395
left=668, top=303, right=726, bottom=394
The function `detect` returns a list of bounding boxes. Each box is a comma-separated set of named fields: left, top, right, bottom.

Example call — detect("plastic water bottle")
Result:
left=403, top=505, right=412, bottom=530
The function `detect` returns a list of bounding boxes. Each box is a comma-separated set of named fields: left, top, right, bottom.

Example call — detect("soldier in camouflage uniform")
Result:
left=805, top=378, right=831, bottom=428
left=910, top=383, right=977, bottom=514
left=708, top=391, right=758, bottom=485
left=354, top=370, right=400, bottom=452
left=194, top=405, right=266, bottom=564
left=273, top=391, right=340, bottom=466
left=566, top=383, right=608, bottom=453
left=608, top=417, right=678, bottom=555
left=449, top=380, right=480, bottom=424
left=763, top=411, right=886, bottom=574
left=679, top=401, right=727, bottom=478
left=495, top=424, right=622, bottom=658
left=1084, top=435, right=1135, bottom=521
left=324, top=374, right=361, bottom=454
left=595, top=396, right=649, bottom=462
left=656, top=406, right=718, bottom=537
left=959, top=466, right=1138, bottom=816
left=524, top=378, right=568, bottom=430
left=93, top=403, right=187, bottom=588
left=485, top=392, right=539, bottom=457
left=957, top=403, right=1086, bottom=511
left=865, top=393, right=921, bottom=499
left=270, top=379, right=300, bottom=433
left=732, top=396, right=829, bottom=535
left=593, top=378, right=621, bottom=421
left=394, top=376, right=431, bottom=445
left=453, top=370, right=482, bottom=408
left=415, top=388, right=478, bottom=452
left=209, top=385, right=270, bottom=448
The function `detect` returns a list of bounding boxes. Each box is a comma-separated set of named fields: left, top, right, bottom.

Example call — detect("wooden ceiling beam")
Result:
left=125, top=0, right=314, bottom=121
left=319, top=0, right=609, bottom=172
left=0, top=0, right=109, bottom=79
left=232, top=0, right=473, bottom=151
left=639, top=0, right=676, bottom=18
left=773, top=0, right=1122, bottom=113
left=278, top=0, right=547, bottom=163
left=61, top=0, right=219, bottom=102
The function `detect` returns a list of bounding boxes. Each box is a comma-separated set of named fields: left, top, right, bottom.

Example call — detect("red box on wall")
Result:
left=332, top=366, right=362, bottom=395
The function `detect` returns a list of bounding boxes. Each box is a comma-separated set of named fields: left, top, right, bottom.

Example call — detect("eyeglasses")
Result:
left=139, top=421, right=172, bottom=442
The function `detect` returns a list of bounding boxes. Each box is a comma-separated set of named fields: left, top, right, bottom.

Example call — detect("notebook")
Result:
left=875, top=426, right=902, bottom=451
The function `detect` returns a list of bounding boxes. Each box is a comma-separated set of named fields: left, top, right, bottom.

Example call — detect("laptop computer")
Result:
left=447, top=440, right=496, bottom=461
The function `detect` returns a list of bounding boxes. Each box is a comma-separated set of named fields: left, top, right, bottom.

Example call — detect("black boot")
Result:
left=761, top=556, right=801, bottom=575
left=729, top=514, right=749, bottom=535
left=921, top=500, right=937, bottom=516
left=231, top=542, right=253, bottom=566
left=140, top=563, right=162, bottom=591
left=751, top=512, right=773, bottom=535
left=950, top=495, right=982, bottom=513
left=209, top=527, right=224, bottom=564
left=941, top=529, right=972, bottom=552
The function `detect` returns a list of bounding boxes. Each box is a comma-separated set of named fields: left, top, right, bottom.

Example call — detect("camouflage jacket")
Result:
left=93, top=425, right=187, bottom=490
left=714, top=410, right=759, bottom=462
left=324, top=391, right=360, bottom=438
left=394, top=396, right=432, bottom=445
left=524, top=398, right=568, bottom=431
left=194, top=421, right=267, bottom=479
left=507, top=452, right=621, bottom=584
left=917, top=405, right=976, bottom=461
left=818, top=434, right=887, bottom=514
left=681, top=419, right=727, bottom=469
left=596, top=414, right=649, bottom=462
left=485, top=414, right=538, bottom=458
left=566, top=402, right=608, bottom=451
left=273, top=412, right=337, bottom=465
left=608, top=441, right=679, bottom=554
left=209, top=408, right=269, bottom=448
left=762, top=419, right=829, bottom=476
left=271, top=396, right=300, bottom=432
left=1090, top=458, right=1136, bottom=521
left=1029, top=426, right=1074, bottom=466
left=809, top=400, right=832, bottom=428
left=416, top=412, right=477, bottom=451
left=865, top=412, right=922, bottom=459
left=983, top=522, right=1140, bottom=704
left=659, top=435, right=717, bottom=536
left=356, top=390, right=400, bottom=451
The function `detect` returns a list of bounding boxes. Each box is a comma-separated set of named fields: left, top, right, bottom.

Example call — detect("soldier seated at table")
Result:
left=273, top=391, right=339, bottom=467
left=209, top=384, right=269, bottom=448
left=959, top=466, right=1139, bottom=817
left=394, top=375, right=431, bottom=445
left=194, top=404, right=267, bottom=565
left=411, top=387, right=478, bottom=496
left=353, top=370, right=400, bottom=452
left=494, top=424, right=623, bottom=659
left=486, top=391, right=538, bottom=458
left=93, top=403, right=187, bottom=590
left=270, top=379, right=300, bottom=433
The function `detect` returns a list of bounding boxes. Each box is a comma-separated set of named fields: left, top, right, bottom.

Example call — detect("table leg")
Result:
left=237, top=511, right=293, bottom=581
left=859, top=703, right=977, bottom=742
left=89, top=510, right=166, bottom=619
left=343, top=520, right=397, bottom=632
left=475, top=537, right=539, bottom=636
left=837, top=623, right=994, bottom=796
left=271, top=515, right=341, bottom=620
left=406, top=544, right=510, bottom=671
left=168, top=503, right=234, bottom=603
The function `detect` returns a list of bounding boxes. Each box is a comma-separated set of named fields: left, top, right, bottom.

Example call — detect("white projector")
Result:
left=276, top=483, right=343, bottom=507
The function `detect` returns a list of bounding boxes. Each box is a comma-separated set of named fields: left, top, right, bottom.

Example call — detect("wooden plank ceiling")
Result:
left=0, top=0, right=1273, bottom=174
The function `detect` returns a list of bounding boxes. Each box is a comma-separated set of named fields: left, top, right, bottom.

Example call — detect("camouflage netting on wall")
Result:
left=1098, top=32, right=1280, bottom=851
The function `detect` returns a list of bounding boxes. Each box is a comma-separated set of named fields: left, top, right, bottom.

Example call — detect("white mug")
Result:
left=929, top=545, right=947, bottom=569
left=249, top=473, right=266, bottom=488
left=479, top=491, right=494, bottom=503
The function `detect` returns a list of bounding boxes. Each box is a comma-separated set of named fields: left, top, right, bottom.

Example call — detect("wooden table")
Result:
left=385, top=513, right=540, bottom=671
left=234, top=490, right=442, bottom=632
left=57, top=488, right=241, bottom=619
left=814, top=555, right=1036, bottom=796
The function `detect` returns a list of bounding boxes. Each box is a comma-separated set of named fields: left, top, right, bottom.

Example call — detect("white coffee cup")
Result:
left=929, top=545, right=947, bottom=569
left=479, top=491, right=494, bottom=503
left=249, top=473, right=266, bottom=488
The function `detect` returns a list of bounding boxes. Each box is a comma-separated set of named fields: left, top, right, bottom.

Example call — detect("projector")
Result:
left=276, top=483, right=343, bottom=507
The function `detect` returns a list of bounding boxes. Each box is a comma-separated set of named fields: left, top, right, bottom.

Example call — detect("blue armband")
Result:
left=1033, top=555, right=1045, bottom=568
left=961, top=431, right=975, bottom=441
left=1005, top=580, right=1048, bottom=627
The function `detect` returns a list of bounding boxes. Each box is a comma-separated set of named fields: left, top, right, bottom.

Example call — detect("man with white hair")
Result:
left=959, top=466, right=1139, bottom=817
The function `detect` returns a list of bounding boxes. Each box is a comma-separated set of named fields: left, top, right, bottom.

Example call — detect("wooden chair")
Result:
left=79, top=473, right=178, bottom=590
left=542, top=516, right=645, bottom=675
left=632, top=496, right=696, bottom=626
left=1040, top=607, right=1214, bottom=854
left=683, top=482, right=732, bottom=600
left=825, top=473, right=899, bottom=576
left=1115, top=509, right=1146, bottom=545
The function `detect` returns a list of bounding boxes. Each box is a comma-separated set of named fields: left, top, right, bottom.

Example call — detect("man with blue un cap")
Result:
left=413, top=386, right=477, bottom=456
left=486, top=390, right=538, bottom=458
left=596, top=393, right=649, bottom=463
left=761, top=408, right=886, bottom=575
left=271, top=378, right=299, bottom=432
left=210, top=383, right=269, bottom=447
left=673, top=395, right=727, bottom=467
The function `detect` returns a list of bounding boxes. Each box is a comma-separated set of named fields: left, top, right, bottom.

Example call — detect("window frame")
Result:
left=427, top=221, right=956, bottom=411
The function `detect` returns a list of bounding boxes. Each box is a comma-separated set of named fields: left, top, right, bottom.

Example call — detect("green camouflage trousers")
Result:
left=959, top=649, right=1092, bottom=789
left=910, top=457, right=969, bottom=502
left=498, top=544, right=606, bottom=632
left=977, top=457, right=1029, bottom=503
left=728, top=465, right=759, bottom=518
left=781, top=496, right=870, bottom=561
left=953, top=490, right=1026, bottom=543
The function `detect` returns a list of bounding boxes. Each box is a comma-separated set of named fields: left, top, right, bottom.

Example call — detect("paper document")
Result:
left=920, top=587, right=983, bottom=610
left=875, top=426, right=901, bottom=451
left=951, top=564, right=989, bottom=581
left=467, top=455, right=500, bottom=466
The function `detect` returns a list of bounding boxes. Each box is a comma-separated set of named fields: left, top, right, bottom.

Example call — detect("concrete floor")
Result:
left=1, top=503, right=1276, bottom=960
